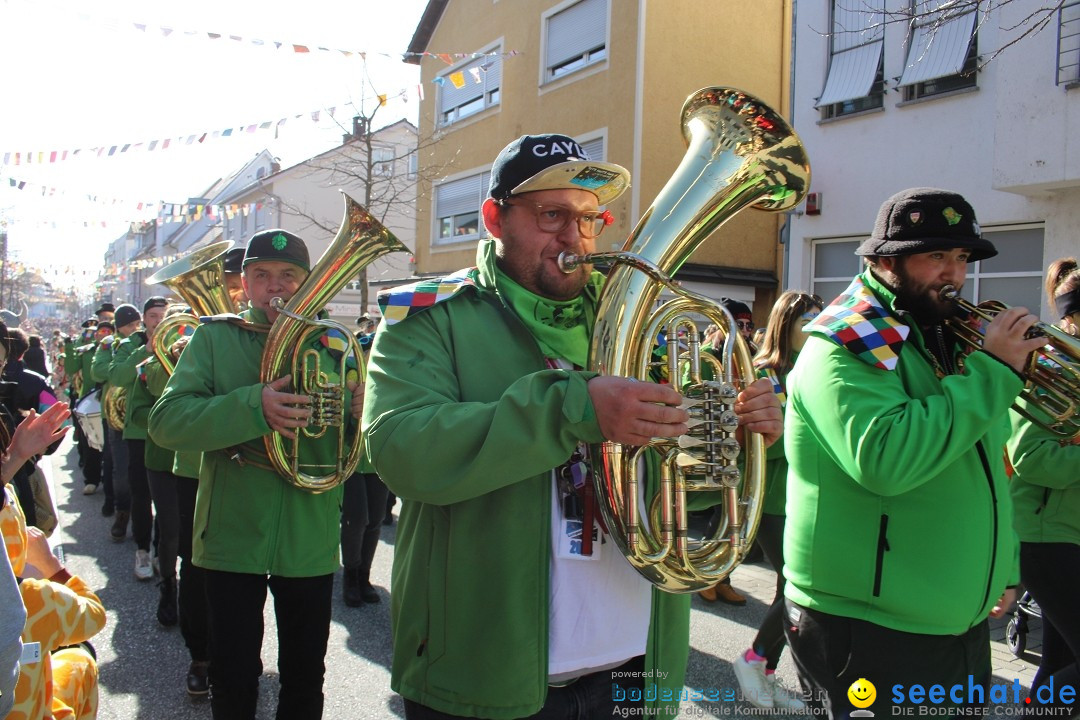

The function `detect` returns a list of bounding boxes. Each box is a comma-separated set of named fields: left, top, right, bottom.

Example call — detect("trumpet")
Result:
left=940, top=284, right=1080, bottom=440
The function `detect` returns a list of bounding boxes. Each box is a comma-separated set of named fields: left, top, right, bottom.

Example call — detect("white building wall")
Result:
left=788, top=0, right=1080, bottom=322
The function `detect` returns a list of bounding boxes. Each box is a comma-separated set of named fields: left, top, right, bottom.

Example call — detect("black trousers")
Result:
left=125, top=439, right=153, bottom=551
left=340, top=472, right=390, bottom=570
left=403, top=655, right=645, bottom=720
left=752, top=512, right=788, bottom=669
left=176, top=476, right=209, bottom=662
left=204, top=570, right=333, bottom=720
left=1021, top=541, right=1080, bottom=714
left=784, top=600, right=991, bottom=719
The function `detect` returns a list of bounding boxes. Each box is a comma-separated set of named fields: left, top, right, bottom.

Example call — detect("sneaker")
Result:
left=82, top=483, right=98, bottom=495
left=186, top=661, right=210, bottom=696
left=734, top=652, right=774, bottom=709
left=766, top=674, right=807, bottom=711
left=134, top=549, right=153, bottom=581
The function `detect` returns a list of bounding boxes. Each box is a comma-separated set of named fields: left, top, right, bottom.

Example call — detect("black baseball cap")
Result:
left=95, top=302, right=116, bottom=316
left=223, top=247, right=246, bottom=274
left=143, top=296, right=168, bottom=313
left=488, top=134, right=630, bottom=205
left=856, top=188, right=997, bottom=262
left=243, top=229, right=310, bottom=272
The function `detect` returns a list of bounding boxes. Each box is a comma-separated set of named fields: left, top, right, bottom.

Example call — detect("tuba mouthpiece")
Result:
left=938, top=284, right=960, bottom=302
left=557, top=252, right=580, bottom=274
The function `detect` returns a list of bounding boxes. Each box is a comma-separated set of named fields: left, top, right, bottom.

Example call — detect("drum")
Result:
left=74, top=389, right=105, bottom=451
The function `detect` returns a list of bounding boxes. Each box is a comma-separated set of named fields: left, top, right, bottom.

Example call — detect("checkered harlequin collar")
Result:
left=805, top=276, right=910, bottom=371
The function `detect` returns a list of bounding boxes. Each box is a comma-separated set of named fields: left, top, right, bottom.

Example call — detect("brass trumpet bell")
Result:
left=941, top=285, right=1080, bottom=440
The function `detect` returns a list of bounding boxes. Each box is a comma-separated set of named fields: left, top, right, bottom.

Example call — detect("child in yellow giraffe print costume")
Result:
left=2, top=485, right=106, bottom=720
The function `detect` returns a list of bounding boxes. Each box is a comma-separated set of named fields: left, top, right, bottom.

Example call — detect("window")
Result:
left=1057, top=0, right=1080, bottom=86
left=818, top=0, right=886, bottom=119
left=438, top=51, right=502, bottom=127
left=373, top=147, right=394, bottom=178
left=407, top=152, right=418, bottom=180
left=434, top=171, right=489, bottom=246
left=899, top=3, right=978, bottom=100
left=809, top=226, right=1045, bottom=315
left=543, top=0, right=608, bottom=83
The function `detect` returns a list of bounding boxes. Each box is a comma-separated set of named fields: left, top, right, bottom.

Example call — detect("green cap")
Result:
left=242, top=229, right=310, bottom=271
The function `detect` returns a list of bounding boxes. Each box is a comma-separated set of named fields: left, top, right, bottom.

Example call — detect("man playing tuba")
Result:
left=362, top=134, right=783, bottom=719
left=149, top=230, right=365, bottom=720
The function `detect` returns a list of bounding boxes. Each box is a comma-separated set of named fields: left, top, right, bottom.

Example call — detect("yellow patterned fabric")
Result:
left=2, top=488, right=106, bottom=720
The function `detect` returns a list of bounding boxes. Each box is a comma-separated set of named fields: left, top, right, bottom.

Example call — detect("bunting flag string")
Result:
left=4, top=174, right=158, bottom=212
left=0, top=49, right=509, bottom=167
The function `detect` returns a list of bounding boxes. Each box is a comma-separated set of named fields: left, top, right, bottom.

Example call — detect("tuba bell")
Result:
left=558, top=87, right=811, bottom=592
left=145, top=240, right=237, bottom=374
left=940, top=285, right=1080, bottom=441
left=260, top=192, right=410, bottom=493
left=102, top=384, right=127, bottom=431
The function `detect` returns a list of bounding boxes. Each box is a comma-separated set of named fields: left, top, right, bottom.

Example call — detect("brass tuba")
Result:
left=559, top=87, right=810, bottom=592
left=260, top=192, right=410, bottom=493
left=940, top=285, right=1080, bottom=441
left=145, top=240, right=237, bottom=374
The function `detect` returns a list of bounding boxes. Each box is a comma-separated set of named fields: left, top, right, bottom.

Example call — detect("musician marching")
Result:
left=782, top=188, right=1046, bottom=717
left=148, top=229, right=364, bottom=720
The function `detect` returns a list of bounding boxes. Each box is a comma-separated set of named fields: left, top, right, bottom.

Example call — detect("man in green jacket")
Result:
left=149, top=229, right=364, bottom=720
left=783, top=188, right=1046, bottom=718
left=92, top=302, right=141, bottom=541
left=363, top=134, right=782, bottom=719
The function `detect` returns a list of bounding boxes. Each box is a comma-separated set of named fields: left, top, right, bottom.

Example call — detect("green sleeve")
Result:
left=89, top=338, right=113, bottom=383
left=63, top=342, right=78, bottom=375
left=790, top=336, right=1022, bottom=497
left=148, top=325, right=271, bottom=453
left=107, top=335, right=146, bottom=389
left=362, top=309, right=603, bottom=506
left=1007, top=399, right=1080, bottom=490
left=144, top=359, right=169, bottom=398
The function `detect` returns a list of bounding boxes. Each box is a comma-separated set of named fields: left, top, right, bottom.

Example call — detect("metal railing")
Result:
left=1058, top=0, right=1080, bottom=85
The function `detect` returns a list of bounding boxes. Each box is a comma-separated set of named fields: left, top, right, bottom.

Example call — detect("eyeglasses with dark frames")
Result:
left=497, top=199, right=614, bottom=239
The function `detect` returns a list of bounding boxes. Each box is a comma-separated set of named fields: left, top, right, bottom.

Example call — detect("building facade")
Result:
left=406, top=0, right=795, bottom=319
left=787, top=0, right=1080, bottom=320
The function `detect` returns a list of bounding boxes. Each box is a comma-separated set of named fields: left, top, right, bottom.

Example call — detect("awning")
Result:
left=816, top=41, right=884, bottom=106
left=899, top=10, right=977, bottom=86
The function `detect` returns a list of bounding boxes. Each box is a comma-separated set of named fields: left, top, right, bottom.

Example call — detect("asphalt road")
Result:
left=39, top=437, right=1041, bottom=719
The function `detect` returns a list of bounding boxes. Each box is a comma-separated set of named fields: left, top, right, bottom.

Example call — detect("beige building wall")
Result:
left=411, top=0, right=793, bottom=319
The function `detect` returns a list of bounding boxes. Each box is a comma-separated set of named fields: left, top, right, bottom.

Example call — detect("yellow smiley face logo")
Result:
left=848, top=678, right=877, bottom=709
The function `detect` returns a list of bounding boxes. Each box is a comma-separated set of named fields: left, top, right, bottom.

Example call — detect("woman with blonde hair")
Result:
left=732, top=290, right=823, bottom=710
left=1006, top=257, right=1080, bottom=713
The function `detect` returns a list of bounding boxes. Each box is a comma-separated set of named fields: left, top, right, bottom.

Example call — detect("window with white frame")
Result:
left=543, top=0, right=608, bottom=83
left=434, top=171, right=489, bottom=246
left=438, top=51, right=502, bottom=127
left=899, top=2, right=978, bottom=101
left=373, top=147, right=395, bottom=178
left=818, top=0, right=886, bottom=120
left=809, top=225, right=1045, bottom=316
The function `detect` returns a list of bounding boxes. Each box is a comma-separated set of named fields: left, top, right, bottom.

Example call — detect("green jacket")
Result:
left=143, top=355, right=200, bottom=477
left=76, top=344, right=97, bottom=393
left=89, top=333, right=119, bottom=385
left=112, top=335, right=149, bottom=440
left=148, top=307, right=345, bottom=577
left=784, top=270, right=1022, bottom=635
left=363, top=239, right=692, bottom=719
left=1007, top=398, right=1080, bottom=545
left=757, top=366, right=790, bottom=517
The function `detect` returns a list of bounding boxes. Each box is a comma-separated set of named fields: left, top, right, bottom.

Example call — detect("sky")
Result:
left=0, top=0, right=431, bottom=298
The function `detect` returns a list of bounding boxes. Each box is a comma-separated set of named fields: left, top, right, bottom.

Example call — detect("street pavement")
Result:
left=39, top=437, right=1042, bottom=719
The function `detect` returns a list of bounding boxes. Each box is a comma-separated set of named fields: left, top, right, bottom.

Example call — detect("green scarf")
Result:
left=496, top=267, right=590, bottom=367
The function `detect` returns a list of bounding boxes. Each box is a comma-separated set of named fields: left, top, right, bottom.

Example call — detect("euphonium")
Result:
left=102, top=384, right=127, bottom=431
left=145, top=240, right=236, bottom=374
left=559, top=87, right=811, bottom=592
left=940, top=285, right=1080, bottom=440
left=260, top=192, right=410, bottom=493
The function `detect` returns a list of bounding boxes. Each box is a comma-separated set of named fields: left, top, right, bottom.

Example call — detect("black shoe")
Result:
left=360, top=581, right=380, bottom=604
left=101, top=503, right=115, bottom=518
left=110, top=510, right=130, bottom=542
left=343, top=567, right=364, bottom=608
left=157, top=579, right=178, bottom=627
left=186, top=661, right=210, bottom=696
